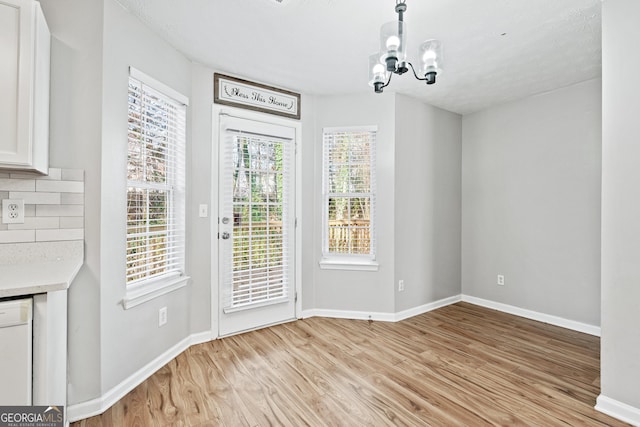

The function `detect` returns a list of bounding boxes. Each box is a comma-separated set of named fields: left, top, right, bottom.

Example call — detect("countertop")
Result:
left=0, top=240, right=84, bottom=298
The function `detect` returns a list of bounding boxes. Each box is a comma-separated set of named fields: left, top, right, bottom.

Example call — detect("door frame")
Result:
left=211, top=105, right=302, bottom=338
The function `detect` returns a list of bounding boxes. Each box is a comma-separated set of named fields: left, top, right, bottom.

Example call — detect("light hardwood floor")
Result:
left=73, top=302, right=628, bottom=426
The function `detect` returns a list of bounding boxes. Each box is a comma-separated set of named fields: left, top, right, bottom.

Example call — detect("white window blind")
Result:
left=322, top=126, right=377, bottom=260
left=220, top=116, right=294, bottom=310
left=126, top=69, right=187, bottom=286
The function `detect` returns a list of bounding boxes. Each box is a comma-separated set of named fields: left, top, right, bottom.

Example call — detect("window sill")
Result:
left=319, top=258, right=379, bottom=272
left=123, top=274, right=190, bottom=310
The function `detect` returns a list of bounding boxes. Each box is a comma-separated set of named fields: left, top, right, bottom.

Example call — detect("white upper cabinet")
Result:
left=0, top=0, right=50, bottom=174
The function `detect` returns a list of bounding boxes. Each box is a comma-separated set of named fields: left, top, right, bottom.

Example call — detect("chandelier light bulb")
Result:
left=369, top=53, right=390, bottom=92
left=386, top=35, right=401, bottom=50
left=422, top=50, right=437, bottom=61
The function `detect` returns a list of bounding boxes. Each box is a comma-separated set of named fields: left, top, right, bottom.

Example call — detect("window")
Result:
left=321, top=126, right=377, bottom=270
left=125, top=68, right=188, bottom=303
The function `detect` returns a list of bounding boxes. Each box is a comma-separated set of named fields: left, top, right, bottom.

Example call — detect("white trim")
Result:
left=394, top=295, right=462, bottom=321
left=122, top=276, right=190, bottom=309
left=596, top=395, right=640, bottom=426
left=67, top=331, right=211, bottom=423
left=461, top=295, right=601, bottom=336
left=129, top=67, right=189, bottom=106
left=319, top=258, right=379, bottom=271
left=322, top=125, right=378, bottom=133
left=301, top=295, right=461, bottom=322
left=302, top=308, right=396, bottom=322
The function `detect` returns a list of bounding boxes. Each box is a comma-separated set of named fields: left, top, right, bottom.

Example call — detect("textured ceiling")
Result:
left=113, top=0, right=602, bottom=115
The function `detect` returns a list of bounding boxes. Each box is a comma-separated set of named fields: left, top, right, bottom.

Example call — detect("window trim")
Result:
left=124, top=67, right=190, bottom=309
left=321, top=125, right=377, bottom=270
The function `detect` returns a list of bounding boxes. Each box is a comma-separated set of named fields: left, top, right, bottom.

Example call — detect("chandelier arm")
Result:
left=382, top=71, right=393, bottom=89
left=407, top=62, right=428, bottom=81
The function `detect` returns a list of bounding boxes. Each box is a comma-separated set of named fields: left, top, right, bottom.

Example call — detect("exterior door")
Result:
left=218, top=114, right=296, bottom=336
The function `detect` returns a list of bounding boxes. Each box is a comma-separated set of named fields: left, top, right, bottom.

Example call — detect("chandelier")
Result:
left=368, top=0, right=443, bottom=93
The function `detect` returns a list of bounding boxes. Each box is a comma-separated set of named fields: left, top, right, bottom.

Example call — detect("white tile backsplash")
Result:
left=0, top=168, right=84, bottom=244
left=60, top=193, right=84, bottom=205
left=36, top=180, right=84, bottom=193
left=0, top=179, right=36, bottom=192
left=9, top=168, right=62, bottom=180
left=36, top=205, right=84, bottom=217
left=59, top=217, right=83, bottom=229
left=0, top=230, right=36, bottom=244
left=8, top=217, right=60, bottom=230
left=9, top=191, right=61, bottom=205
left=61, top=169, right=84, bottom=182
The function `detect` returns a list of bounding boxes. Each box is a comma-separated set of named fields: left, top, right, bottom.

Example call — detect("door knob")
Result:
left=221, top=232, right=230, bottom=240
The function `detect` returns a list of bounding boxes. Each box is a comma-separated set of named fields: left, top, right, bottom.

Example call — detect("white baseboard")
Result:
left=301, top=295, right=461, bottom=323
left=301, top=308, right=396, bottom=322
left=394, top=295, right=462, bottom=321
left=461, top=295, right=601, bottom=336
left=67, top=330, right=212, bottom=423
left=596, top=395, right=640, bottom=426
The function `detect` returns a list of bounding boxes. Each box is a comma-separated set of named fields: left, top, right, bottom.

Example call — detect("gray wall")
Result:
left=600, top=0, right=640, bottom=411
left=310, top=93, right=462, bottom=316
left=188, top=64, right=214, bottom=335
left=100, top=0, right=192, bottom=394
left=41, top=0, right=104, bottom=403
left=462, top=79, right=602, bottom=327
left=394, top=94, right=462, bottom=312
left=312, top=93, right=396, bottom=314
left=42, top=0, right=196, bottom=404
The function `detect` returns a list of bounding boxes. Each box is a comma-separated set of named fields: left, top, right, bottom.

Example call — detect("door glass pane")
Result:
left=229, top=135, right=287, bottom=308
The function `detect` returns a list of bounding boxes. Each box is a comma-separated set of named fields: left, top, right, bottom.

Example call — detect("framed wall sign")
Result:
left=214, top=73, right=301, bottom=120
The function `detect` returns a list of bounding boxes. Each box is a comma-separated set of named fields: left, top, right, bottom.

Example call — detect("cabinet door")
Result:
left=0, top=0, right=49, bottom=174
left=0, top=0, right=33, bottom=166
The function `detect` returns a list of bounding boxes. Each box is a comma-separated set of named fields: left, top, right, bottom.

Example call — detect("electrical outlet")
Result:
left=497, top=274, right=505, bottom=286
left=2, top=199, right=25, bottom=224
left=398, top=279, right=405, bottom=292
left=159, top=307, right=168, bottom=327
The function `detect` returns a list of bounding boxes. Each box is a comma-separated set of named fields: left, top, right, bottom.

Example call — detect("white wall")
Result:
left=462, top=79, right=602, bottom=327
left=394, top=95, right=462, bottom=312
left=600, top=0, right=640, bottom=416
left=312, top=93, right=396, bottom=314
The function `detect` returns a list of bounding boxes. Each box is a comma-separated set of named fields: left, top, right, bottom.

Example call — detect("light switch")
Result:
left=198, top=204, right=208, bottom=218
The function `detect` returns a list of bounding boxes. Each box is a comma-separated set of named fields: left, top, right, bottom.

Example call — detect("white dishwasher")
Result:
left=0, top=298, right=32, bottom=405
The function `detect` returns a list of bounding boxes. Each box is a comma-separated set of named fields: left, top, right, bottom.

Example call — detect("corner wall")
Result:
left=311, top=93, right=396, bottom=315
left=461, top=79, right=602, bottom=327
left=599, top=0, right=640, bottom=421
left=40, top=0, right=104, bottom=404
left=394, top=95, right=462, bottom=312
left=99, top=0, right=192, bottom=395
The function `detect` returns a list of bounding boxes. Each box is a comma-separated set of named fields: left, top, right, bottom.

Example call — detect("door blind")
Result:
left=220, top=117, right=294, bottom=310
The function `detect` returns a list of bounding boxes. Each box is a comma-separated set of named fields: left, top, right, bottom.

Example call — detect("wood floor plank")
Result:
left=72, top=303, right=629, bottom=426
